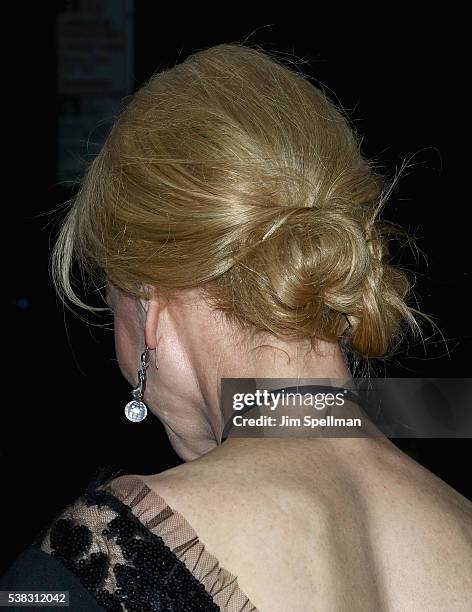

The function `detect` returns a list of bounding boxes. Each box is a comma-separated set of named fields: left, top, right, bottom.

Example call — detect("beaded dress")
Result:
left=1, top=474, right=258, bottom=611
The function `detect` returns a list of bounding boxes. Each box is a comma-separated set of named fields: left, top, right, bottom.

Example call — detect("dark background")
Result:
left=3, top=5, right=470, bottom=573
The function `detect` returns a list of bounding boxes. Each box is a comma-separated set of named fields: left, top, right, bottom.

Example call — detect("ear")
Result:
left=144, top=294, right=160, bottom=350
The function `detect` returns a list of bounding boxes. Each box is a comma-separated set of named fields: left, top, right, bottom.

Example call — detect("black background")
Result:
left=2, top=6, right=470, bottom=574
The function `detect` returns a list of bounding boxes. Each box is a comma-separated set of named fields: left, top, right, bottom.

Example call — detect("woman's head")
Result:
left=52, top=43, right=421, bottom=457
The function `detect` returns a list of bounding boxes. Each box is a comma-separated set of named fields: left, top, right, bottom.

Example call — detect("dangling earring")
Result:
left=124, top=346, right=153, bottom=422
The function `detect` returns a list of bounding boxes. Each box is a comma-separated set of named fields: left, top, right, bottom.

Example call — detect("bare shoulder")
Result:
left=359, top=442, right=472, bottom=609
left=138, top=456, right=350, bottom=611
left=138, top=441, right=472, bottom=611
left=140, top=439, right=472, bottom=563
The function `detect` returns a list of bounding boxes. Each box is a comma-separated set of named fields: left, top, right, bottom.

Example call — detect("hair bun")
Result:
left=214, top=199, right=416, bottom=359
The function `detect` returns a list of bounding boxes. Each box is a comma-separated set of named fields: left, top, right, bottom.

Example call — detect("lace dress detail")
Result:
left=38, top=474, right=258, bottom=612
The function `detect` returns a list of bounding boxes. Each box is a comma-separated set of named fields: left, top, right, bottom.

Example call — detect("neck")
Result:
left=153, top=335, right=365, bottom=461
left=208, top=338, right=361, bottom=448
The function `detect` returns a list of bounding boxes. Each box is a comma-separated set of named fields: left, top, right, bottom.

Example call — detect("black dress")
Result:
left=0, top=474, right=258, bottom=611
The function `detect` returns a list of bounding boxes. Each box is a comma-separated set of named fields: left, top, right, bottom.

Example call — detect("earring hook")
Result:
left=143, top=345, right=159, bottom=370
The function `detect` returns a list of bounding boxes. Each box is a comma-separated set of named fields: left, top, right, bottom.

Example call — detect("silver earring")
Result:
left=124, top=346, right=152, bottom=422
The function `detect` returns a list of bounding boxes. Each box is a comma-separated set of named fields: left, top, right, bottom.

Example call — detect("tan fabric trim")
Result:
left=101, top=474, right=259, bottom=612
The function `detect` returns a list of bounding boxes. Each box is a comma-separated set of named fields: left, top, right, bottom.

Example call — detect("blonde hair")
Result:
left=51, top=42, right=424, bottom=360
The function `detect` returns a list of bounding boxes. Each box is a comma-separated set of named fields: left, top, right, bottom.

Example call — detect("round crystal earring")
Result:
left=124, top=346, right=153, bottom=422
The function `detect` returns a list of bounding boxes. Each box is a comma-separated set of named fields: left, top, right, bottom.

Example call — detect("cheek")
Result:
left=113, top=295, right=143, bottom=384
